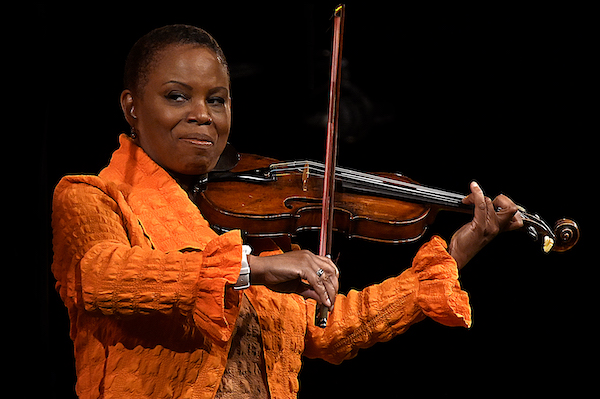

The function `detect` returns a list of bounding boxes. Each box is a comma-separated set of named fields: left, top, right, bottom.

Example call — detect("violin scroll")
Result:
left=552, top=218, right=580, bottom=253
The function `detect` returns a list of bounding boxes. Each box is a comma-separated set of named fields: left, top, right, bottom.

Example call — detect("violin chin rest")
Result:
left=212, top=142, right=240, bottom=172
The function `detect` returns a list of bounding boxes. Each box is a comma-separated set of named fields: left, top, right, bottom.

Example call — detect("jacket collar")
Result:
left=99, top=134, right=218, bottom=252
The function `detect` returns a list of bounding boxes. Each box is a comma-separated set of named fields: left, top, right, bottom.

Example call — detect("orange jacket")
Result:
left=52, top=135, right=471, bottom=399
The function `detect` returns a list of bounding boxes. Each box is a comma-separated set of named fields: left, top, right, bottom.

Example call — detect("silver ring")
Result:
left=316, top=268, right=325, bottom=278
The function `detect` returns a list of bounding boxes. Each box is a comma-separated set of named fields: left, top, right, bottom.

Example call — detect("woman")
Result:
left=52, top=25, right=522, bottom=399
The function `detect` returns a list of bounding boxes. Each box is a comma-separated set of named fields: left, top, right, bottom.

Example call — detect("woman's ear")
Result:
left=120, top=90, right=137, bottom=127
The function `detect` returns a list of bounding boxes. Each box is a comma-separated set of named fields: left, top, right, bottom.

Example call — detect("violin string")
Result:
left=268, top=162, right=561, bottom=250
left=270, top=161, right=466, bottom=207
left=330, top=164, right=547, bottom=226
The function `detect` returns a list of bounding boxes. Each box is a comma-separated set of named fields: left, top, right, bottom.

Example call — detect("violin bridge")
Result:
left=302, top=162, right=310, bottom=192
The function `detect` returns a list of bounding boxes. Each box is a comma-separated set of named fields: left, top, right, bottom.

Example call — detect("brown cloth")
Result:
left=216, top=295, right=269, bottom=398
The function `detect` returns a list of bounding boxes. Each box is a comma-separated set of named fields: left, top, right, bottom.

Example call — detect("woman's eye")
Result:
left=166, top=92, right=189, bottom=102
left=208, top=96, right=226, bottom=106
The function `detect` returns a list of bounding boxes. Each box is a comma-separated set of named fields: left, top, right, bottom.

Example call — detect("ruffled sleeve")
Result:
left=193, top=230, right=244, bottom=343
left=305, top=235, right=471, bottom=364
left=413, top=235, right=472, bottom=328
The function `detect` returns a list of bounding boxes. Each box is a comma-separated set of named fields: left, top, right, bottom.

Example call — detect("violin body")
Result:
left=198, top=154, right=435, bottom=244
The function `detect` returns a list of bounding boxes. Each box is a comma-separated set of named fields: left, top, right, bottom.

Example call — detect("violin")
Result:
left=196, top=4, right=579, bottom=328
left=196, top=152, right=580, bottom=254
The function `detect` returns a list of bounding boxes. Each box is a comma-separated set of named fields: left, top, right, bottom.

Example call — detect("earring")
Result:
left=130, top=127, right=137, bottom=139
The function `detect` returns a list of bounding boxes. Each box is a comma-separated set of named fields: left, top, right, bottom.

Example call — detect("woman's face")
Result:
left=121, top=44, right=231, bottom=176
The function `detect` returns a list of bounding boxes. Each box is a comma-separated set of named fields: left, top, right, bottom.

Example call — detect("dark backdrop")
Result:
left=36, top=2, right=594, bottom=398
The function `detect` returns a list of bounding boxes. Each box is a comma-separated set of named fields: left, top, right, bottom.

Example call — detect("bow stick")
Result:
left=316, top=4, right=346, bottom=328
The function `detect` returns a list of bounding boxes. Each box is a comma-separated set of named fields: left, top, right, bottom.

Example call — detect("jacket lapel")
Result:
left=99, top=134, right=219, bottom=252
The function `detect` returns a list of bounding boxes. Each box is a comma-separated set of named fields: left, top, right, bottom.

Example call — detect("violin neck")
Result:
left=340, top=175, right=472, bottom=212
left=271, top=161, right=473, bottom=212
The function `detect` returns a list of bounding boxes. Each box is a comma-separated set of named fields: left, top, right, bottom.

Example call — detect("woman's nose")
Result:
left=187, top=101, right=213, bottom=125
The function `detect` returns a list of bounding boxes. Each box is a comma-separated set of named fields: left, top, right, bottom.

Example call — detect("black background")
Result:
left=35, top=2, right=594, bottom=398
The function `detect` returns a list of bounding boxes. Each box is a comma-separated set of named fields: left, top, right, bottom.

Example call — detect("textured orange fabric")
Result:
left=52, top=134, right=471, bottom=399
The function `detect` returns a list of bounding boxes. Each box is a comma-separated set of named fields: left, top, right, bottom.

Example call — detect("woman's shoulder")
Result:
left=54, top=173, right=110, bottom=196
left=53, top=173, right=124, bottom=213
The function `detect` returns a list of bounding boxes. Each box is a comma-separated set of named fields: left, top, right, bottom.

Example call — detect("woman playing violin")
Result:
left=51, top=25, right=523, bottom=399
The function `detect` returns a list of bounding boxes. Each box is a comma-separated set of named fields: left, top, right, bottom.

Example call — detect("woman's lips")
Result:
left=179, top=135, right=214, bottom=147
left=180, top=138, right=213, bottom=146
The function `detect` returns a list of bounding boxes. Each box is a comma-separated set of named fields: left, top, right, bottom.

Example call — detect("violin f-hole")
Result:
left=284, top=196, right=322, bottom=209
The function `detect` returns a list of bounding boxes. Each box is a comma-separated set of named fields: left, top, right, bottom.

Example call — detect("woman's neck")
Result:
left=167, top=170, right=208, bottom=200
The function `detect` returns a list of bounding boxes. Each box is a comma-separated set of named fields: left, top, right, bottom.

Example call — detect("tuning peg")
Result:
left=543, top=236, right=555, bottom=253
left=527, top=225, right=539, bottom=241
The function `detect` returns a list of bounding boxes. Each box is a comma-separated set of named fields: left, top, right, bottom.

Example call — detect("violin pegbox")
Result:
left=518, top=206, right=580, bottom=253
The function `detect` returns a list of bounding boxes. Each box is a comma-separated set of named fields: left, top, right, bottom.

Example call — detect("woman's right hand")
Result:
left=248, top=250, right=339, bottom=310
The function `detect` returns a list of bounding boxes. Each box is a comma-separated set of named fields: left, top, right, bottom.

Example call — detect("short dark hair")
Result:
left=123, top=24, right=228, bottom=95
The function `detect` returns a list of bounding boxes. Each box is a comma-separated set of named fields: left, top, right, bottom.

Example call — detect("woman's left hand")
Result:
left=449, top=181, right=523, bottom=269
